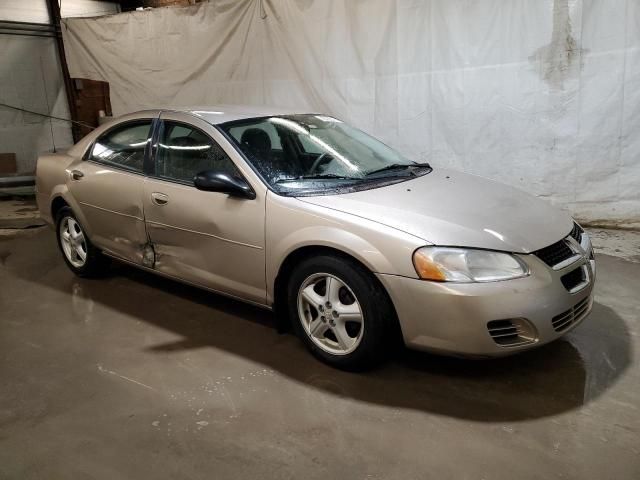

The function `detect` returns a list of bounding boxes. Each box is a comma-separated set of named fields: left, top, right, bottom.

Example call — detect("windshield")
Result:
left=219, top=114, right=430, bottom=195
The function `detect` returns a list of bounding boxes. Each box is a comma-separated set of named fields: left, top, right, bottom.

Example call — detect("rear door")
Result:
left=66, top=117, right=155, bottom=263
left=142, top=111, right=267, bottom=304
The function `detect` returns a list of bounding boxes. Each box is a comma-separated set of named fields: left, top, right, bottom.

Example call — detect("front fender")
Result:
left=273, top=224, right=397, bottom=274
left=265, top=194, right=425, bottom=303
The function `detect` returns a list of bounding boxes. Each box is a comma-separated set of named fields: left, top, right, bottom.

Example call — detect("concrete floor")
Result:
left=0, top=196, right=44, bottom=234
left=1, top=214, right=639, bottom=478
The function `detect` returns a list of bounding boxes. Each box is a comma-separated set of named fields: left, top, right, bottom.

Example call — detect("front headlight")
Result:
left=413, top=247, right=529, bottom=282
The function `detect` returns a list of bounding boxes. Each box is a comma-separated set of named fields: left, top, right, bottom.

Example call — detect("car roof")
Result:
left=164, top=105, right=314, bottom=125
left=68, top=106, right=320, bottom=157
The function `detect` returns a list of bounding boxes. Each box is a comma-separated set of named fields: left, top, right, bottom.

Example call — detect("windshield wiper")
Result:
left=365, top=162, right=431, bottom=177
left=276, top=173, right=357, bottom=183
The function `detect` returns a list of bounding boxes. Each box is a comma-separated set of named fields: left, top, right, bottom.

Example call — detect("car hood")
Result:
left=297, top=168, right=573, bottom=253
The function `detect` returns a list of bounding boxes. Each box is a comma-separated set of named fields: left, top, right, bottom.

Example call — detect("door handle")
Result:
left=70, top=170, right=84, bottom=180
left=151, top=192, right=169, bottom=206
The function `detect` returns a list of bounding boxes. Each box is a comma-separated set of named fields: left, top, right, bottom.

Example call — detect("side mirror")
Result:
left=193, top=170, right=256, bottom=199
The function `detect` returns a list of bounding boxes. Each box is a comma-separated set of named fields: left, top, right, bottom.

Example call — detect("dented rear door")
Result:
left=67, top=117, right=156, bottom=264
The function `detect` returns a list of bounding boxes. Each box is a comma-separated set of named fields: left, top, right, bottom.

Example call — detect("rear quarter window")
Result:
left=89, top=121, right=152, bottom=173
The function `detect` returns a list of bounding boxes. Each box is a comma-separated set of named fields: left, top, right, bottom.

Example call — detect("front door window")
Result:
left=155, top=122, right=240, bottom=184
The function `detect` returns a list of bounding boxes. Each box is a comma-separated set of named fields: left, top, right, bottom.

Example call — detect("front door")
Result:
left=142, top=112, right=267, bottom=304
left=67, top=118, right=154, bottom=263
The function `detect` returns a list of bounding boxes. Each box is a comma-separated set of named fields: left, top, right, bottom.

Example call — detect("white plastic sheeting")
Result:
left=62, top=0, right=640, bottom=225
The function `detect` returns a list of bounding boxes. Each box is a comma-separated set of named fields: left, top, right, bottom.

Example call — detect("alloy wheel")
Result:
left=60, top=216, right=88, bottom=268
left=297, top=273, right=364, bottom=355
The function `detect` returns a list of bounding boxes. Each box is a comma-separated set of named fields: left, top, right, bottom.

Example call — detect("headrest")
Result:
left=240, top=128, right=271, bottom=153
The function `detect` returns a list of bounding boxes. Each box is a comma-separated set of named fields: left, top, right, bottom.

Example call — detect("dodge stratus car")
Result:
left=36, top=106, right=595, bottom=369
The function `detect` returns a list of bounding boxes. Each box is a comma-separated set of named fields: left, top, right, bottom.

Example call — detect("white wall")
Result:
left=0, top=36, right=74, bottom=173
left=0, top=0, right=118, bottom=173
left=0, top=0, right=50, bottom=23
left=61, top=0, right=119, bottom=18
left=0, top=0, right=119, bottom=22
left=1, top=1, right=67, bottom=173
left=62, top=0, right=640, bottom=225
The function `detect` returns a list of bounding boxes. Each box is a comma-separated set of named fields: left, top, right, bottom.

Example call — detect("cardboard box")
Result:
left=0, top=153, right=17, bottom=175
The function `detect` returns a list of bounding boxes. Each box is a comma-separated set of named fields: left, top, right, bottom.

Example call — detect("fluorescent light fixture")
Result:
left=268, top=117, right=358, bottom=172
left=192, top=110, right=224, bottom=116
left=315, top=115, right=342, bottom=123
left=159, top=143, right=211, bottom=151
left=268, top=117, right=307, bottom=134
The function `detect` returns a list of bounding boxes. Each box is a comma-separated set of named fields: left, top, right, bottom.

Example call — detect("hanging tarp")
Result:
left=62, top=0, right=640, bottom=226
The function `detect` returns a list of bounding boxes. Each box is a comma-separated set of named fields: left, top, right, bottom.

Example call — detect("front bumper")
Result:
left=377, top=252, right=595, bottom=357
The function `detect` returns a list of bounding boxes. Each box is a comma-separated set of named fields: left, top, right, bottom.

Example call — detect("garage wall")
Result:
left=61, top=0, right=120, bottom=18
left=0, top=36, right=74, bottom=174
left=61, top=0, right=640, bottom=226
left=0, top=0, right=50, bottom=23
left=0, top=0, right=119, bottom=173
left=1, top=1, right=69, bottom=174
left=0, top=0, right=118, bottom=22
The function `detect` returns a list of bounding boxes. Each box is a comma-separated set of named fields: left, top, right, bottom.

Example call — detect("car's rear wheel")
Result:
left=56, top=207, right=108, bottom=277
left=287, top=254, right=395, bottom=370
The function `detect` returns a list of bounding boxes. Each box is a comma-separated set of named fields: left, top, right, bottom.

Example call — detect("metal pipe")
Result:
left=0, top=176, right=35, bottom=188
left=0, top=20, right=58, bottom=37
left=0, top=23, right=58, bottom=33
left=0, top=19, right=58, bottom=28
left=0, top=31, right=56, bottom=38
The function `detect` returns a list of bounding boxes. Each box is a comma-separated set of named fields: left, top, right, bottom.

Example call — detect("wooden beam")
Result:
left=45, top=0, right=81, bottom=142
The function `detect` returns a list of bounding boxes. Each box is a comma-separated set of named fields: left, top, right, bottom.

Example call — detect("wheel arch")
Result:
left=50, top=195, right=69, bottom=220
left=48, top=188, right=94, bottom=238
left=272, top=244, right=402, bottom=340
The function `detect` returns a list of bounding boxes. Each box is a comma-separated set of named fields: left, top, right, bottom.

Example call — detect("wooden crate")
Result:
left=0, top=153, right=17, bottom=175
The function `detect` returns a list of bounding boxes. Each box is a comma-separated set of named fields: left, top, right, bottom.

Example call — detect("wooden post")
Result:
left=45, top=0, right=80, bottom=142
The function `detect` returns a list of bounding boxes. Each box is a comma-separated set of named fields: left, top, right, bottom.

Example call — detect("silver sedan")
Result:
left=36, top=106, right=595, bottom=369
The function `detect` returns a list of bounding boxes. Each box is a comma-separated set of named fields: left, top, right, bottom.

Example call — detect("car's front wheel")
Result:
left=287, top=254, right=396, bottom=370
left=56, top=206, right=108, bottom=277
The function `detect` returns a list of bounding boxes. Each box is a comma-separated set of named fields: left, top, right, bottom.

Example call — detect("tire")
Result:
left=55, top=206, right=108, bottom=277
left=287, top=254, right=396, bottom=370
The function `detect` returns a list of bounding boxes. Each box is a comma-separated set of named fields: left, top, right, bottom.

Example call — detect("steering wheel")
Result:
left=308, top=152, right=333, bottom=174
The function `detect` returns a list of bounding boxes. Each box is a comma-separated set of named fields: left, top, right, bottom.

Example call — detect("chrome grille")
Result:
left=551, top=296, right=591, bottom=332
left=534, top=240, right=574, bottom=267
left=534, top=223, right=583, bottom=268
left=570, top=222, right=583, bottom=243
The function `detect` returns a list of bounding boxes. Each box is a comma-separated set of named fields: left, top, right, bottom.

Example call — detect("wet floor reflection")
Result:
left=6, top=232, right=632, bottom=423
left=74, top=263, right=635, bottom=421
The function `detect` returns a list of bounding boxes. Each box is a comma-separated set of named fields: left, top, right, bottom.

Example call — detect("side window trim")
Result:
left=149, top=119, right=254, bottom=190
left=84, top=118, right=155, bottom=175
left=143, top=116, right=161, bottom=176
